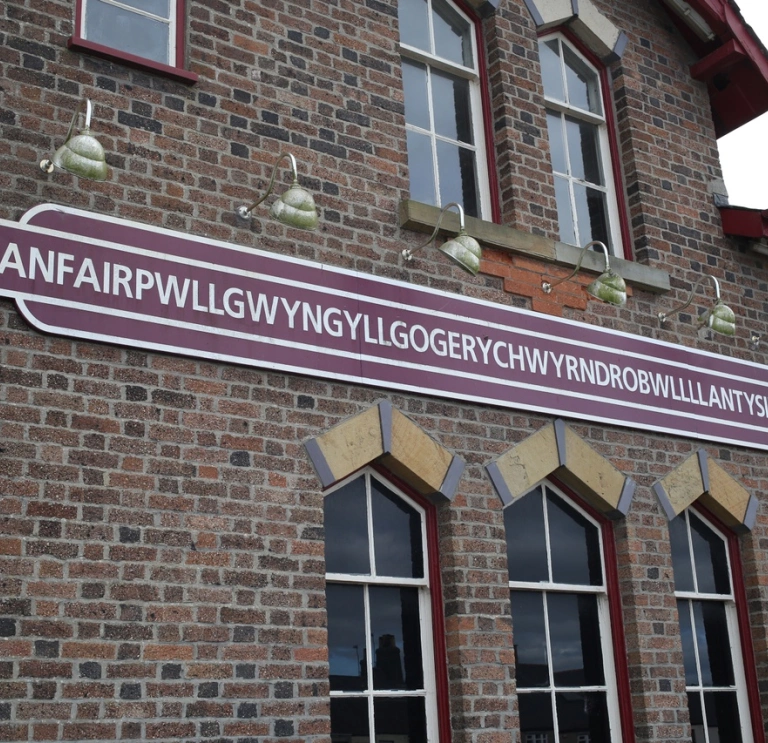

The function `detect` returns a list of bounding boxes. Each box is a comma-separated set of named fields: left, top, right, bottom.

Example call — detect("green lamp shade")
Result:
left=438, top=230, right=482, bottom=276
left=701, top=300, right=736, bottom=337
left=269, top=184, right=319, bottom=231
left=51, top=128, right=108, bottom=181
left=587, top=269, right=627, bottom=306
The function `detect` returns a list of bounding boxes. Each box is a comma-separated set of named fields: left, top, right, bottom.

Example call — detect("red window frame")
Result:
left=68, top=0, right=198, bottom=84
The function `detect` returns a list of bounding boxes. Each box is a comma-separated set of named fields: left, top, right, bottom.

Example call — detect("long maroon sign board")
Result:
left=2, top=204, right=768, bottom=451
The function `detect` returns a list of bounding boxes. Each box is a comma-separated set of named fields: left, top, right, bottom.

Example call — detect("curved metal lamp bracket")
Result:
left=237, top=152, right=299, bottom=219
left=402, top=202, right=466, bottom=262
left=658, top=274, right=721, bottom=326
left=542, top=240, right=611, bottom=293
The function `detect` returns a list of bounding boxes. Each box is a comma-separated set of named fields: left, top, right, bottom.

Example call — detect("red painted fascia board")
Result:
left=719, top=206, right=768, bottom=239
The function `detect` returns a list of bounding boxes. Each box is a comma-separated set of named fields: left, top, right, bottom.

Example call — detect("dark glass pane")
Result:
left=688, top=692, right=706, bottom=743
left=563, top=44, right=601, bottom=115
left=370, top=586, right=423, bottom=691
left=510, top=590, right=550, bottom=688
left=432, top=0, right=472, bottom=67
left=693, top=601, right=734, bottom=687
left=371, top=480, right=423, bottom=578
left=554, top=176, right=577, bottom=246
left=548, top=593, right=604, bottom=687
left=689, top=513, right=731, bottom=595
left=403, top=60, right=431, bottom=130
left=115, top=0, right=169, bottom=16
left=331, top=696, right=370, bottom=742
left=519, top=693, right=555, bottom=741
left=325, top=478, right=370, bottom=575
left=432, top=71, right=473, bottom=143
left=436, top=140, right=479, bottom=218
left=556, top=692, right=610, bottom=743
left=374, top=696, right=427, bottom=743
left=504, top=488, right=548, bottom=583
left=406, top=130, right=436, bottom=206
left=703, top=691, right=743, bottom=743
left=86, top=0, right=169, bottom=64
left=573, top=184, right=610, bottom=249
left=546, top=111, right=567, bottom=174
left=540, top=38, right=565, bottom=102
left=327, top=584, right=368, bottom=692
left=677, top=600, right=699, bottom=686
left=670, top=516, right=694, bottom=592
left=398, top=0, right=430, bottom=52
left=547, top=490, right=602, bottom=586
left=565, top=116, right=602, bottom=185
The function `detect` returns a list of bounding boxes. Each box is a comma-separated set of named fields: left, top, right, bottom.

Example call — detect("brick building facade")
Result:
left=2, top=0, right=768, bottom=741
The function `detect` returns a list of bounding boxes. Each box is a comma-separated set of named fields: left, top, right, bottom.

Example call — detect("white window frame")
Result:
left=540, top=33, right=622, bottom=254
left=506, top=481, right=623, bottom=742
left=325, top=468, right=440, bottom=743
left=672, top=509, right=754, bottom=743
left=399, top=0, right=492, bottom=220
left=79, top=0, right=178, bottom=67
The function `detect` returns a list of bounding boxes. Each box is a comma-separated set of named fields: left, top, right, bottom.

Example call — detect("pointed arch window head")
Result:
left=399, top=0, right=491, bottom=219
left=324, top=470, right=438, bottom=743
left=669, top=510, right=754, bottom=743
left=540, top=34, right=623, bottom=255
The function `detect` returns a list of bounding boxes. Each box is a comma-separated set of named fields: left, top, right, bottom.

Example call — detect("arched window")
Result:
left=398, top=0, right=491, bottom=219
left=504, top=481, right=624, bottom=743
left=670, top=509, right=754, bottom=743
left=540, top=33, right=623, bottom=254
left=324, top=469, right=440, bottom=742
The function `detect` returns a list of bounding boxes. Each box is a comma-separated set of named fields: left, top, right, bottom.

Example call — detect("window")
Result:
left=324, top=470, right=440, bottom=743
left=540, top=34, right=622, bottom=253
left=504, top=482, right=623, bottom=743
left=69, top=0, right=195, bottom=81
left=398, top=0, right=491, bottom=219
left=670, top=510, right=754, bottom=743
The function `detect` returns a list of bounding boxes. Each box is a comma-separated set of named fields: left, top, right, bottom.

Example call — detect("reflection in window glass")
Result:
left=325, top=471, right=435, bottom=742
left=671, top=509, right=752, bottom=743
left=397, top=0, right=430, bottom=52
left=505, top=482, right=618, bottom=741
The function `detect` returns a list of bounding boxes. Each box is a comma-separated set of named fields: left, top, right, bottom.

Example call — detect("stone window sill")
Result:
left=399, top=200, right=670, bottom=294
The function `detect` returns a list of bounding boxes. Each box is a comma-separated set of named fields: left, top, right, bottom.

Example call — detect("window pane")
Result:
left=678, top=600, right=699, bottom=686
left=546, top=111, right=567, bottom=174
left=670, top=516, right=694, bottom=593
left=403, top=60, right=431, bottom=130
left=548, top=593, right=605, bottom=687
left=510, top=590, right=550, bottom=688
left=505, top=489, right=548, bottom=583
left=573, top=184, right=610, bottom=249
left=374, top=697, right=427, bottom=743
left=565, top=116, right=602, bottom=185
left=407, top=130, right=436, bottom=206
left=327, top=584, right=368, bottom=692
left=437, top=140, right=479, bottom=218
left=547, top=490, right=602, bottom=586
left=398, top=0, right=430, bottom=52
left=369, top=586, right=423, bottom=691
left=85, top=0, right=170, bottom=64
left=693, top=601, right=735, bottom=687
left=563, top=45, right=601, bottom=115
left=519, top=693, right=555, bottom=742
left=331, top=696, right=370, bottom=742
left=555, top=691, right=610, bottom=743
left=554, top=176, right=577, bottom=246
left=540, top=39, right=565, bottom=103
left=689, top=513, right=731, bottom=595
left=432, top=0, right=473, bottom=67
left=432, top=71, right=473, bottom=143
left=371, top=480, right=423, bottom=578
left=111, top=0, right=170, bottom=17
left=688, top=692, right=706, bottom=743
left=703, top=691, right=743, bottom=743
left=325, top=478, right=371, bottom=575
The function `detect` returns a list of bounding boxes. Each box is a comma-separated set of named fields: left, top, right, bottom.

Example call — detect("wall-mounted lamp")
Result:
left=402, top=202, right=481, bottom=276
left=541, top=240, right=627, bottom=306
left=658, top=273, right=735, bottom=337
left=236, top=152, right=318, bottom=231
left=39, top=99, right=108, bottom=181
